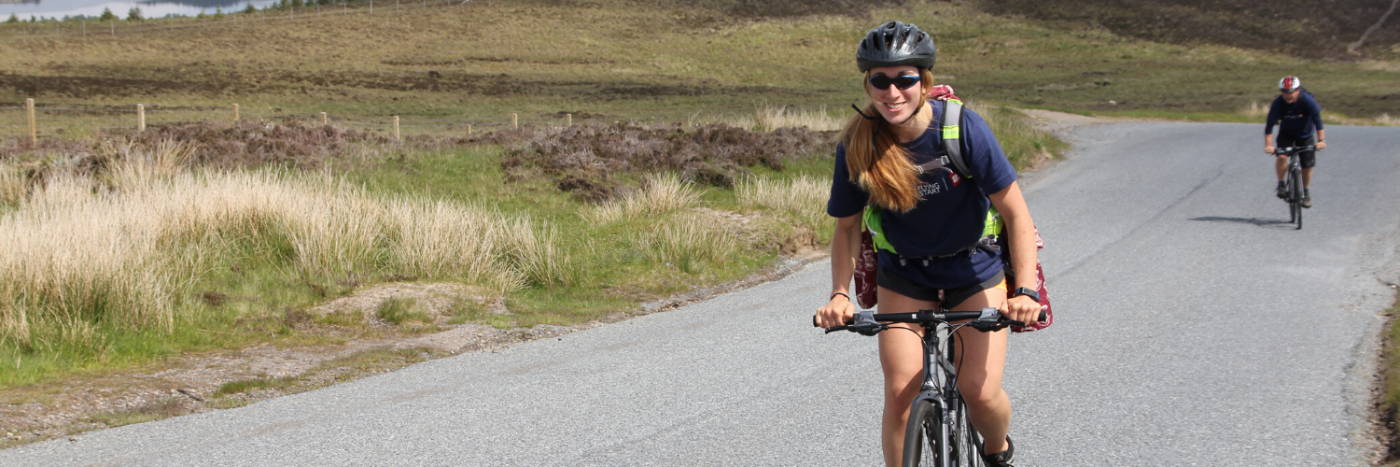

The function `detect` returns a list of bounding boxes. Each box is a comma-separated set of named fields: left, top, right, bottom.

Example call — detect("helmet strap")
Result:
left=851, top=103, right=882, bottom=121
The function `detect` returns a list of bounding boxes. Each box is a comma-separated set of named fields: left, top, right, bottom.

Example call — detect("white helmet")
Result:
left=1279, top=76, right=1302, bottom=93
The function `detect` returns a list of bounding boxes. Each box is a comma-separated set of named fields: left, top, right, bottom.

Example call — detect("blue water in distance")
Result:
left=3, top=0, right=302, bottom=20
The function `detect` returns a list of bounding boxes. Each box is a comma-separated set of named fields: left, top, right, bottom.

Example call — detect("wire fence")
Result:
left=0, top=99, right=575, bottom=145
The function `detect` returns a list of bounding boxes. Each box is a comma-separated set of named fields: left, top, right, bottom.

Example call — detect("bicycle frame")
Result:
left=912, top=322, right=965, bottom=467
left=1275, top=145, right=1312, bottom=230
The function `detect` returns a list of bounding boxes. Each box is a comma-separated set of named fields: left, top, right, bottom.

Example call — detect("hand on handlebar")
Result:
left=1001, top=294, right=1041, bottom=327
left=1265, top=145, right=1276, bottom=155
left=814, top=294, right=855, bottom=329
left=1317, top=141, right=1327, bottom=150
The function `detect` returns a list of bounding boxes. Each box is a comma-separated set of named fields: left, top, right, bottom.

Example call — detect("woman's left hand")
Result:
left=1002, top=294, right=1041, bottom=325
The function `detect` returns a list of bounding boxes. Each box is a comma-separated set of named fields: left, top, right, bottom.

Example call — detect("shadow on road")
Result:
left=1189, top=216, right=1296, bottom=229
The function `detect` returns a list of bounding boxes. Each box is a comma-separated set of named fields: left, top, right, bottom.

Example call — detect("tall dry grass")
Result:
left=1378, top=113, right=1398, bottom=126
left=1241, top=101, right=1269, bottom=118
left=0, top=160, right=25, bottom=206
left=736, top=175, right=830, bottom=232
left=637, top=213, right=739, bottom=273
left=730, top=105, right=844, bottom=132
left=0, top=143, right=570, bottom=353
left=584, top=173, right=702, bottom=224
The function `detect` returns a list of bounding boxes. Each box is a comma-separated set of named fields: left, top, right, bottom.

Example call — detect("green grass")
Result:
left=1377, top=283, right=1400, bottom=462
left=376, top=297, right=433, bottom=326
left=87, top=397, right=187, bottom=428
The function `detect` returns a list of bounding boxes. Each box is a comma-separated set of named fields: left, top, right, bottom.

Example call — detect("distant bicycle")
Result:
left=817, top=308, right=1043, bottom=467
left=1274, top=144, right=1314, bottom=230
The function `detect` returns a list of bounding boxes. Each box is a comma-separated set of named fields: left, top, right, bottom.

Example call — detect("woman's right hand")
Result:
left=815, top=294, right=856, bottom=329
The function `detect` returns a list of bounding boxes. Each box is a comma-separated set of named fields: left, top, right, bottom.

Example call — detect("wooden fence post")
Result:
left=566, top=113, right=572, bottom=127
left=393, top=116, right=400, bottom=140
left=512, top=113, right=518, bottom=129
left=321, top=112, right=328, bottom=125
left=233, top=104, right=239, bottom=121
left=137, top=104, right=145, bottom=132
left=25, top=98, right=36, bottom=146
left=466, top=124, right=472, bottom=137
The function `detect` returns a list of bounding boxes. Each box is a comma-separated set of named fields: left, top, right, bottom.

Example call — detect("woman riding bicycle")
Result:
left=814, top=21, right=1040, bottom=467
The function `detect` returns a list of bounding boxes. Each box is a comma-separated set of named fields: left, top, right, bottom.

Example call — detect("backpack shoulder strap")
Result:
left=941, top=99, right=973, bottom=179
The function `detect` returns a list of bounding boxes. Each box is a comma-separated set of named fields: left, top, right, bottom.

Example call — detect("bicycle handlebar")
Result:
left=812, top=308, right=1047, bottom=334
left=1273, top=145, right=1316, bottom=155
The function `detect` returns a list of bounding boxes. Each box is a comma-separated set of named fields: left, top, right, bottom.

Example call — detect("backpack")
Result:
left=853, top=90, right=1053, bottom=332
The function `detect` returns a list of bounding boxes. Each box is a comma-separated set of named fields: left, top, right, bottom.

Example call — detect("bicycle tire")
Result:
left=951, top=398, right=986, bottom=467
left=902, top=398, right=944, bottom=467
left=1285, top=171, right=1297, bottom=224
left=1290, top=166, right=1303, bottom=229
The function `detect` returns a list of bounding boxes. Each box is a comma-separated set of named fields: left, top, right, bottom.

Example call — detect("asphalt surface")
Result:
left=2, top=122, right=1398, bottom=466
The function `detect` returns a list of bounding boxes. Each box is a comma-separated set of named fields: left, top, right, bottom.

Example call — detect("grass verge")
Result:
left=1376, top=281, right=1400, bottom=464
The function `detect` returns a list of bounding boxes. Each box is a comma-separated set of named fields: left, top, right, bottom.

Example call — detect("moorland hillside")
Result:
left=979, top=0, right=1400, bottom=59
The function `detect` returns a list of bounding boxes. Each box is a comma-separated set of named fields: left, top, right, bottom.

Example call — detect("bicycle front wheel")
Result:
left=951, top=399, right=986, bottom=467
left=902, top=398, right=944, bottom=467
left=1291, top=166, right=1303, bottom=229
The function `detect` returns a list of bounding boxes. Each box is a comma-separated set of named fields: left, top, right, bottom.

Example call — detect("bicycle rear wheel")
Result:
left=1290, top=166, right=1303, bottom=230
left=902, top=399, right=944, bottom=467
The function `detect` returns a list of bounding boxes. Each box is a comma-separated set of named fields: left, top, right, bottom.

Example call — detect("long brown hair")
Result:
left=838, top=68, right=936, bottom=213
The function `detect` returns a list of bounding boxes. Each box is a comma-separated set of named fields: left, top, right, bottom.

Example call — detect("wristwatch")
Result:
left=1010, top=287, right=1040, bottom=303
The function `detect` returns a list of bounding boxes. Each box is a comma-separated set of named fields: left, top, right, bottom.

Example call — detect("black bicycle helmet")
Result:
left=856, top=21, right=936, bottom=72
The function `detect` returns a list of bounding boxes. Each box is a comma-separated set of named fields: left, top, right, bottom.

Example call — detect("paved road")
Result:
left=2, top=122, right=1398, bottom=466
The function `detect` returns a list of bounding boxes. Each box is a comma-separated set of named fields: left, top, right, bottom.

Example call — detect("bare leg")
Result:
left=876, top=287, right=936, bottom=467
left=1302, top=168, right=1313, bottom=189
left=950, top=286, right=1012, bottom=455
left=1275, top=155, right=1288, bottom=181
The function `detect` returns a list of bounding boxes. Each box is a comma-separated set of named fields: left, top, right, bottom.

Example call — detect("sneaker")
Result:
left=1302, top=193, right=1312, bottom=208
left=981, top=436, right=1016, bottom=467
left=1276, top=184, right=1288, bottom=199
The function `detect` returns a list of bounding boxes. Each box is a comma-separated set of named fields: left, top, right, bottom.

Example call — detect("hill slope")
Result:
left=979, top=0, right=1400, bottom=59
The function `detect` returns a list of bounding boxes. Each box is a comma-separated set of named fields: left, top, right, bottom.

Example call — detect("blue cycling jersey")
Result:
left=1266, top=92, right=1323, bottom=140
left=827, top=101, right=1018, bottom=289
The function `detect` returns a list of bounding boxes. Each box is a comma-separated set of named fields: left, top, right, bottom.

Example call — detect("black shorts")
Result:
left=1277, top=134, right=1317, bottom=169
left=877, top=267, right=1006, bottom=308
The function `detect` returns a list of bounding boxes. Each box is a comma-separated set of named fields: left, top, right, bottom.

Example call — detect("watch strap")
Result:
left=1011, top=287, right=1040, bottom=302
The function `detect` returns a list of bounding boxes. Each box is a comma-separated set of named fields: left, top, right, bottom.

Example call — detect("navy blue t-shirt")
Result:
left=827, top=100, right=1018, bottom=289
left=1266, top=92, right=1323, bottom=140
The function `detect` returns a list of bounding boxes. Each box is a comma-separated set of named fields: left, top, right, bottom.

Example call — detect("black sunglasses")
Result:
left=869, top=74, right=921, bottom=90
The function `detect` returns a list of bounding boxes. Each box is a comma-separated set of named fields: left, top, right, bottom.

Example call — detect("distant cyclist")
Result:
left=1264, top=76, right=1326, bottom=208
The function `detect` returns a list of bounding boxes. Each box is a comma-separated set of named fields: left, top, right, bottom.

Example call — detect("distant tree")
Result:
left=98, top=7, right=117, bottom=21
left=243, top=3, right=257, bottom=14
left=214, top=5, right=225, bottom=17
left=126, top=6, right=143, bottom=21
left=5, top=13, right=17, bottom=24
left=292, top=0, right=304, bottom=8
left=197, top=10, right=207, bottom=19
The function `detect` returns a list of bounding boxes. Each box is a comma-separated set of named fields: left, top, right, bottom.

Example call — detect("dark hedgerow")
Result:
left=499, top=122, right=834, bottom=201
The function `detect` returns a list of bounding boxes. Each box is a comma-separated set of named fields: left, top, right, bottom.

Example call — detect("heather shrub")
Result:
left=501, top=122, right=833, bottom=200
